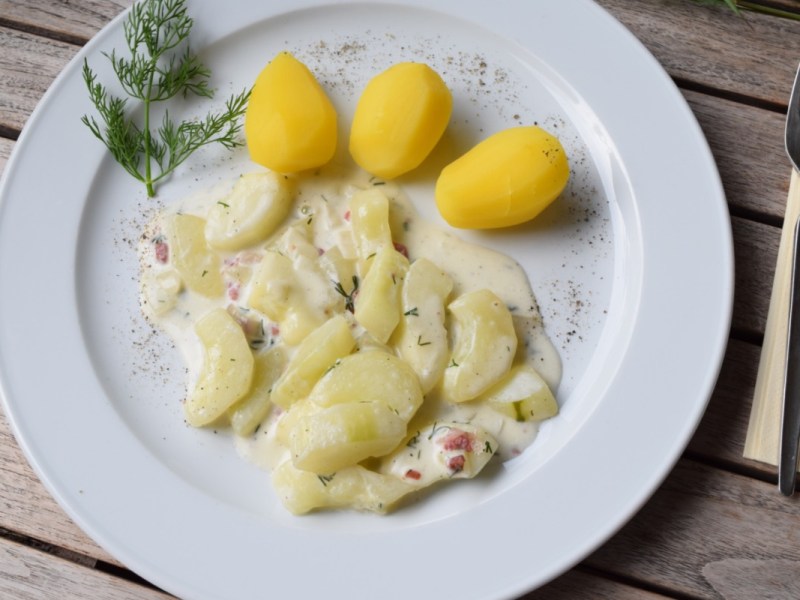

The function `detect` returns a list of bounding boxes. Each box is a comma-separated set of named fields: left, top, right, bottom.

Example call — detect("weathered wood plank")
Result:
left=0, top=27, right=78, bottom=133
left=689, top=338, right=773, bottom=476
left=0, top=535, right=172, bottom=600
left=525, top=569, right=669, bottom=599
left=0, top=137, right=12, bottom=173
left=585, top=459, right=800, bottom=599
left=731, top=215, right=779, bottom=337
left=599, top=0, right=800, bottom=106
left=0, top=411, right=120, bottom=567
left=686, top=89, right=791, bottom=223
left=0, top=0, right=129, bottom=43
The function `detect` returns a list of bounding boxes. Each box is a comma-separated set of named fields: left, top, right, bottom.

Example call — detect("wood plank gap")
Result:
left=574, top=564, right=704, bottom=600
left=93, top=560, right=170, bottom=595
left=0, top=125, right=21, bottom=143
left=730, top=326, right=764, bottom=347
left=674, top=75, right=788, bottom=114
left=0, top=17, right=87, bottom=47
left=681, top=449, right=779, bottom=488
left=728, top=202, right=783, bottom=229
left=0, top=526, right=96, bottom=569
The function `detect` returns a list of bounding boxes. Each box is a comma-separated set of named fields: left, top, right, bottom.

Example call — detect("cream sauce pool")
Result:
left=140, top=166, right=561, bottom=485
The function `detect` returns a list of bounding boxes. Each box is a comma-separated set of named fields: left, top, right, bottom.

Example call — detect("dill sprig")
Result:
left=81, top=0, right=250, bottom=197
left=333, top=275, right=360, bottom=313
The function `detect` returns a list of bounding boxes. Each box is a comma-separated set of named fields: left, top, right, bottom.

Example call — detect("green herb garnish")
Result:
left=81, top=0, right=250, bottom=197
left=333, top=275, right=359, bottom=313
left=693, top=0, right=800, bottom=20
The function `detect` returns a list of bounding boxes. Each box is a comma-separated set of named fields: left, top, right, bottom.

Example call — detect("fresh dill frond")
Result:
left=81, top=0, right=250, bottom=196
left=333, top=275, right=360, bottom=313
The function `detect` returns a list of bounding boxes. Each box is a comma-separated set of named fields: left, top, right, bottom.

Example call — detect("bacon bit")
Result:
left=343, top=210, right=351, bottom=221
left=447, top=455, right=466, bottom=473
left=270, top=324, right=280, bottom=337
left=317, top=247, right=324, bottom=256
left=405, top=469, right=422, bottom=480
left=154, top=240, right=169, bottom=263
left=227, top=283, right=240, bottom=301
left=393, top=242, right=409, bottom=259
left=441, top=429, right=475, bottom=452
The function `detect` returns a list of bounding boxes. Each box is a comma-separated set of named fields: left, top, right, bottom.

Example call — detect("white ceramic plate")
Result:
left=0, top=1, right=733, bottom=598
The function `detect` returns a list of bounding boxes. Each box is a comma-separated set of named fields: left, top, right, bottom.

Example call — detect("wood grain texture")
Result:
left=0, top=137, right=12, bottom=172
left=598, top=0, right=800, bottom=106
left=685, top=89, right=791, bottom=223
left=0, top=535, right=171, bottom=600
left=524, top=569, right=670, bottom=599
left=586, top=459, right=800, bottom=599
left=732, top=215, right=779, bottom=337
left=0, top=0, right=129, bottom=43
left=0, top=27, right=78, bottom=133
left=0, top=411, right=120, bottom=566
left=689, top=338, right=770, bottom=472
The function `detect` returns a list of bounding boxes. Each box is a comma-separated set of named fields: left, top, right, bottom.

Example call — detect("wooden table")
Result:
left=2, top=1, right=800, bottom=598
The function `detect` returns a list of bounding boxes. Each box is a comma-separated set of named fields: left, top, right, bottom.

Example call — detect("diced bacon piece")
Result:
left=441, top=429, right=475, bottom=452
left=393, top=242, right=409, bottom=259
left=154, top=240, right=169, bottom=263
left=404, top=469, right=422, bottom=480
left=446, top=455, right=466, bottom=473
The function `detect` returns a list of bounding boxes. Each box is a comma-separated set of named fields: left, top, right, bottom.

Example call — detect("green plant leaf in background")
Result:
left=693, top=0, right=800, bottom=20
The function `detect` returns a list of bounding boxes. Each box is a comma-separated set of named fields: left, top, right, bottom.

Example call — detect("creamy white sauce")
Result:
left=139, top=166, right=561, bottom=497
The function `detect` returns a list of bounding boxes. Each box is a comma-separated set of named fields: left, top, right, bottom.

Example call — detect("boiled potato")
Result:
left=270, top=315, right=356, bottom=409
left=309, top=350, right=423, bottom=422
left=247, top=251, right=327, bottom=345
left=228, top=346, right=286, bottom=436
left=166, top=214, right=223, bottom=297
left=272, top=461, right=413, bottom=514
left=245, top=52, right=337, bottom=172
left=184, top=308, right=254, bottom=427
left=287, top=401, right=407, bottom=473
left=353, top=245, right=408, bottom=343
left=205, top=171, right=292, bottom=251
left=436, top=126, right=569, bottom=228
left=350, top=188, right=392, bottom=265
left=350, top=62, right=452, bottom=179
left=480, top=364, right=559, bottom=422
left=443, top=289, right=517, bottom=403
left=391, top=258, right=453, bottom=393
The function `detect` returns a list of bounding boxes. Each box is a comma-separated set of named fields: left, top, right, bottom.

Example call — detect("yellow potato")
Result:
left=184, top=309, right=254, bottom=427
left=165, top=213, right=223, bottom=298
left=479, top=364, right=559, bottom=422
left=270, top=315, right=356, bottom=410
left=245, top=52, right=337, bottom=173
left=435, top=126, right=569, bottom=229
left=272, top=461, right=413, bottom=514
left=349, top=62, right=452, bottom=179
left=288, top=402, right=407, bottom=474
left=443, top=289, right=517, bottom=403
left=308, top=350, right=423, bottom=422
